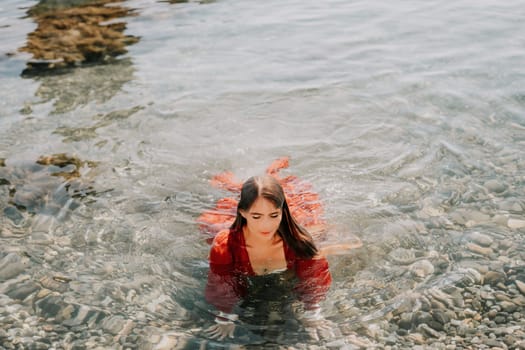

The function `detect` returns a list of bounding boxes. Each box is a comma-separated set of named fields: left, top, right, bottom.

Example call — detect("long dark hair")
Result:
left=230, top=175, right=318, bottom=259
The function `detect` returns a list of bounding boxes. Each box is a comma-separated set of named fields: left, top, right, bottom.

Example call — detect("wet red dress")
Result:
left=200, top=157, right=332, bottom=314
left=205, top=228, right=332, bottom=313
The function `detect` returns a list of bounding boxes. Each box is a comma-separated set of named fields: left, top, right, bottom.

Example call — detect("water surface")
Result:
left=1, top=0, right=524, bottom=348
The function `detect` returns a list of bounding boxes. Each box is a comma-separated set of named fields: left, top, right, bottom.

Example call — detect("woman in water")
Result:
left=204, top=175, right=333, bottom=341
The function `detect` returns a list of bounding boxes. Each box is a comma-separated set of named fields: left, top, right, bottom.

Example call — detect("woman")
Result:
left=204, top=175, right=332, bottom=341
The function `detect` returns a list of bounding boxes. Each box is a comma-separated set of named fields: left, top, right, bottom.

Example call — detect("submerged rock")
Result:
left=0, top=153, right=99, bottom=226
left=4, top=279, right=40, bottom=301
left=508, top=218, right=525, bottom=229
left=484, top=179, right=508, bottom=194
left=0, top=253, right=30, bottom=281
left=19, top=0, right=139, bottom=72
left=467, top=231, right=494, bottom=247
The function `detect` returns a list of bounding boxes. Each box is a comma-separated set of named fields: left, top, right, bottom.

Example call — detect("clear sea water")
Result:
left=1, top=0, right=524, bottom=347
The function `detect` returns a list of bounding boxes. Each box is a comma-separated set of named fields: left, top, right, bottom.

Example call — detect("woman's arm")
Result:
left=293, top=256, right=332, bottom=310
left=204, top=230, right=240, bottom=314
left=204, top=231, right=242, bottom=340
left=319, top=241, right=362, bottom=256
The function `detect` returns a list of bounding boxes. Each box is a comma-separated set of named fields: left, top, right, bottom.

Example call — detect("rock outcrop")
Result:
left=19, top=0, right=139, bottom=73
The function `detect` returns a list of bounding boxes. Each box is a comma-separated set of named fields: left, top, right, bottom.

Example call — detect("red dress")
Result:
left=205, top=228, right=332, bottom=314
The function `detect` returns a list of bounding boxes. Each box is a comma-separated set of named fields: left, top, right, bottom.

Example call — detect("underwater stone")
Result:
left=3, top=206, right=25, bottom=226
left=101, top=315, right=129, bottom=335
left=466, top=243, right=493, bottom=257
left=4, top=280, right=40, bottom=301
left=515, top=280, right=525, bottom=295
left=467, top=232, right=493, bottom=247
left=484, top=180, right=507, bottom=194
left=483, top=271, right=506, bottom=286
left=38, top=276, right=70, bottom=293
left=0, top=253, right=29, bottom=282
left=409, top=260, right=435, bottom=278
left=508, top=218, right=525, bottom=229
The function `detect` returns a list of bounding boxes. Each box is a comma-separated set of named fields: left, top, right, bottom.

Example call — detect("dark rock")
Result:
left=3, top=206, right=25, bottom=225
left=427, top=320, right=444, bottom=331
left=432, top=309, right=450, bottom=325
left=34, top=293, right=64, bottom=318
left=398, top=313, right=413, bottom=330
left=413, top=311, right=433, bottom=326
left=494, top=315, right=507, bottom=324
left=5, top=280, right=40, bottom=300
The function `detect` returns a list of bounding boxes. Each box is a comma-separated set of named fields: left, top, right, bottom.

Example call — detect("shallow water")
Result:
left=1, top=0, right=525, bottom=348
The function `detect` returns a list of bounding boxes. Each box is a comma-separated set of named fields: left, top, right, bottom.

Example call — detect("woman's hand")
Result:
left=298, top=308, right=338, bottom=341
left=204, top=319, right=235, bottom=340
left=301, top=317, right=337, bottom=341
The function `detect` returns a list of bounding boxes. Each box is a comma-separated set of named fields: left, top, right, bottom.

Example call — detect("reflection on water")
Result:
left=19, top=0, right=139, bottom=72
left=29, top=58, right=135, bottom=114
left=53, top=104, right=144, bottom=142
left=17, top=0, right=139, bottom=114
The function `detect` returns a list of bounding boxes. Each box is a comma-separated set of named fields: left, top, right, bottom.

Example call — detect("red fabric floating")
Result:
left=197, top=157, right=327, bottom=243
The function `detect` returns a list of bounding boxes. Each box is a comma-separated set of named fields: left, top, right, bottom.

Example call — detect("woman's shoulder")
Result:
left=209, top=229, right=234, bottom=263
left=213, top=229, right=231, bottom=242
left=211, top=229, right=233, bottom=249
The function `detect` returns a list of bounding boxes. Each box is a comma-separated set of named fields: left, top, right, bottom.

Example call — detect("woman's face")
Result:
left=240, top=196, right=282, bottom=240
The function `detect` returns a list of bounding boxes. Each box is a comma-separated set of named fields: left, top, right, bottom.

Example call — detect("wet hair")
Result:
left=230, top=175, right=318, bottom=259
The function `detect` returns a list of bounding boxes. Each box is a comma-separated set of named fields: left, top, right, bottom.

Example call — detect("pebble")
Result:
left=484, top=271, right=507, bottom=286
left=156, top=333, right=181, bottom=350
left=484, top=180, right=507, bottom=194
left=38, top=276, right=69, bottom=293
left=1, top=173, right=524, bottom=350
left=467, top=232, right=494, bottom=247
left=515, top=280, right=525, bottom=295
left=498, top=199, right=524, bottom=213
left=3, top=206, right=25, bottom=226
left=0, top=253, right=29, bottom=281
left=417, top=323, right=441, bottom=338
left=507, top=218, right=525, bottom=229
left=4, top=280, right=39, bottom=301
left=450, top=209, right=491, bottom=226
left=499, top=301, right=518, bottom=313
left=409, top=260, right=435, bottom=278
left=493, top=214, right=510, bottom=226
left=466, top=242, right=493, bottom=257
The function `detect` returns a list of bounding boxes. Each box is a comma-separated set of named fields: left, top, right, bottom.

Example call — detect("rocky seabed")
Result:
left=1, top=224, right=525, bottom=349
left=1, top=164, right=525, bottom=349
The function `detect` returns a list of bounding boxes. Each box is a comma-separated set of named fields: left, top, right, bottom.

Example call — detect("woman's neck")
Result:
left=242, top=226, right=286, bottom=275
left=242, top=226, right=281, bottom=247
